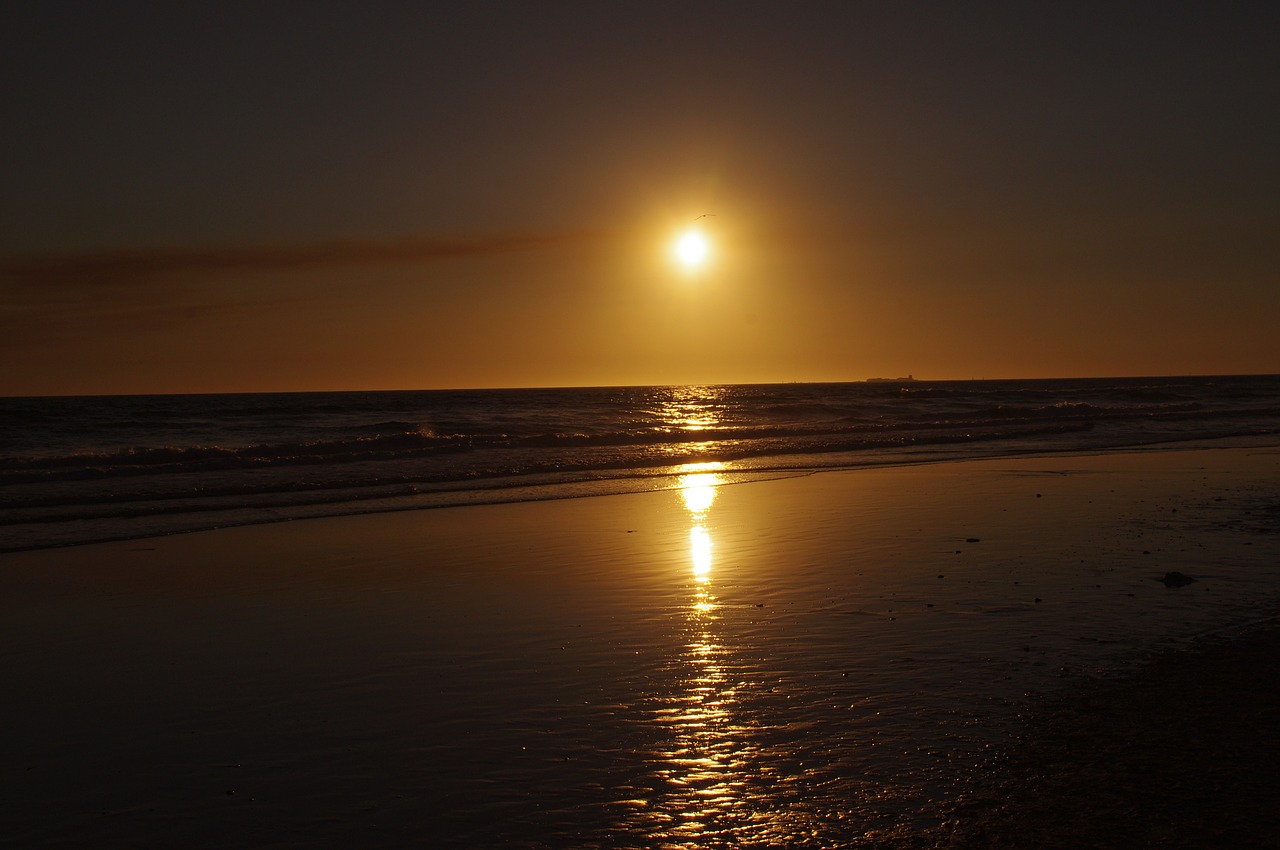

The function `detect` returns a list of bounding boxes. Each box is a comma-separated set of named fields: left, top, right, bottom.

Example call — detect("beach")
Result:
left=2, top=445, right=1278, bottom=847
left=9, top=3, right=1277, bottom=845
left=926, top=626, right=1280, bottom=850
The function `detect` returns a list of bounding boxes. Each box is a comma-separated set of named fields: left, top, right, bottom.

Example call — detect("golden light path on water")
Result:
left=664, top=463, right=736, bottom=842
left=633, top=461, right=782, bottom=845
left=656, top=385, right=726, bottom=433
left=615, top=390, right=899, bottom=845
left=614, top=443, right=862, bottom=847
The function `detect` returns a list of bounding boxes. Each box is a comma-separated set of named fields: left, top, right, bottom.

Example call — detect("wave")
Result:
left=4, top=376, right=1280, bottom=551
left=3, top=398, right=1275, bottom=487
left=0, top=421, right=1100, bottom=518
left=0, top=432, right=473, bottom=483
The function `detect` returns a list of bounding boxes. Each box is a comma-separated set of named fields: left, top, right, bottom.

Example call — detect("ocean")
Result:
left=3, top=375, right=1279, bottom=552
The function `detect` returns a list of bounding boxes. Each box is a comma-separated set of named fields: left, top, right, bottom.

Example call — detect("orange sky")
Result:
left=2, top=3, right=1277, bottom=395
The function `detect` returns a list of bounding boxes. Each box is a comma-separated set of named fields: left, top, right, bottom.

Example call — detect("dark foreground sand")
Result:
left=2, top=445, right=1278, bottom=847
left=918, top=626, right=1280, bottom=850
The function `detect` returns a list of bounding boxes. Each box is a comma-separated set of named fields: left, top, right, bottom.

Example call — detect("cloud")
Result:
left=0, top=294, right=300, bottom=350
left=0, top=230, right=610, bottom=289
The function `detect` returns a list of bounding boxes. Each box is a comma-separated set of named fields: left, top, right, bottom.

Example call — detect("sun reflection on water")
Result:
left=657, top=386, right=727, bottom=433
left=643, top=461, right=758, bottom=843
left=605, top=456, right=828, bottom=845
left=682, top=464, right=722, bottom=591
left=690, top=525, right=713, bottom=583
left=678, top=462, right=724, bottom=514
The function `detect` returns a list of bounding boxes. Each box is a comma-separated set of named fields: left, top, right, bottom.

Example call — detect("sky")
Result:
left=2, top=1, right=1277, bottom=395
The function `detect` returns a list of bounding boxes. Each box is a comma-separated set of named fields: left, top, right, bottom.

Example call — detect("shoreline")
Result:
left=6, top=434, right=1278, bottom=555
left=2, top=444, right=1278, bottom=847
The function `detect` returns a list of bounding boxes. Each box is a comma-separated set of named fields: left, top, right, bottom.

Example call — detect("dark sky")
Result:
left=2, top=2, right=1277, bottom=394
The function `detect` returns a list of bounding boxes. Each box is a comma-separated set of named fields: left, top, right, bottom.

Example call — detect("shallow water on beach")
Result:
left=4, top=375, right=1279, bottom=552
left=2, top=448, right=1279, bottom=847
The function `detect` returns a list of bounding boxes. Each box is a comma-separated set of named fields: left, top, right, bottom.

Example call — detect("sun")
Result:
left=673, top=229, right=710, bottom=270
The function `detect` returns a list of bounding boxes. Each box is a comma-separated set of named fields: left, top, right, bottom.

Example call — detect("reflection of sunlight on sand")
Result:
left=683, top=482, right=717, bottom=515
left=678, top=462, right=725, bottom=514
left=690, top=526, right=713, bottom=582
left=680, top=463, right=723, bottom=586
left=644, top=460, right=756, bottom=842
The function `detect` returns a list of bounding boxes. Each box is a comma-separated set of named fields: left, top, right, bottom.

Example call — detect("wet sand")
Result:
left=922, top=625, right=1280, bottom=850
left=1, top=446, right=1278, bottom=847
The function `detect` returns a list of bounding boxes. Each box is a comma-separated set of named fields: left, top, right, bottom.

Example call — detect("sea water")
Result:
left=3, top=375, right=1280, bottom=551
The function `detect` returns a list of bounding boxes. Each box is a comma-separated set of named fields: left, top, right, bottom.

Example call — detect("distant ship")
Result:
left=866, top=374, right=916, bottom=383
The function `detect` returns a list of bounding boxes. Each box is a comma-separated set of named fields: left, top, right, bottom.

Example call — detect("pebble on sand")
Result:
left=1157, top=571, right=1197, bottom=588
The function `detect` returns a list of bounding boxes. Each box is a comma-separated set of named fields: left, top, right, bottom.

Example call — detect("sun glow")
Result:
left=673, top=229, right=710, bottom=270
left=678, top=462, right=726, bottom=518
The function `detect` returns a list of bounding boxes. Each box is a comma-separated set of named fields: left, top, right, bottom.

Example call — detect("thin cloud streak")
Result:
left=0, top=230, right=612, bottom=288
